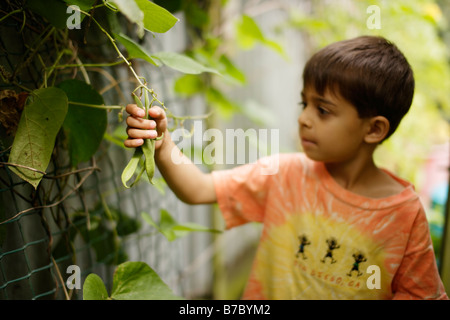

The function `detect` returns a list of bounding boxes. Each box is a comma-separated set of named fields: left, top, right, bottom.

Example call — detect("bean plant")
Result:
left=1, top=0, right=287, bottom=300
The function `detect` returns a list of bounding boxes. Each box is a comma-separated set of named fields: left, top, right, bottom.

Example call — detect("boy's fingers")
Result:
left=126, top=104, right=165, bottom=121
left=148, top=105, right=165, bottom=119
left=126, top=116, right=156, bottom=130
left=124, top=138, right=144, bottom=148
left=126, top=104, right=145, bottom=118
left=126, top=128, right=158, bottom=140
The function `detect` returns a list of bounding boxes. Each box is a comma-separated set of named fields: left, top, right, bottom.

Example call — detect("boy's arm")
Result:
left=124, top=104, right=217, bottom=205
left=154, top=131, right=217, bottom=204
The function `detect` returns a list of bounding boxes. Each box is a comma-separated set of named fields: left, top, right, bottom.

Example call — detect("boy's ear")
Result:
left=364, top=116, right=390, bottom=144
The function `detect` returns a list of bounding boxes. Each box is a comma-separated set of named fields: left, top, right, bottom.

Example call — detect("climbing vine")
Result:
left=0, top=0, right=224, bottom=299
left=0, top=0, right=288, bottom=299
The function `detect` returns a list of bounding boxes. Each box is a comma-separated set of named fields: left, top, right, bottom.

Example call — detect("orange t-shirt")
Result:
left=212, top=153, right=448, bottom=300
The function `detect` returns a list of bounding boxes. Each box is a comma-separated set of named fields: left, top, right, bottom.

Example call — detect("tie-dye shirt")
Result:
left=212, top=153, right=448, bottom=300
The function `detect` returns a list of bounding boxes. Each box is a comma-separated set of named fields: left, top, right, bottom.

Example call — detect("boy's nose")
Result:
left=298, top=109, right=312, bottom=128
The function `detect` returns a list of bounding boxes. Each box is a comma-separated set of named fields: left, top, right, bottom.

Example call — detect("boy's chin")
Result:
left=301, top=150, right=324, bottom=162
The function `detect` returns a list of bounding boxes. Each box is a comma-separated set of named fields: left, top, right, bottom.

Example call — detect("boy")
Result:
left=124, top=36, right=448, bottom=299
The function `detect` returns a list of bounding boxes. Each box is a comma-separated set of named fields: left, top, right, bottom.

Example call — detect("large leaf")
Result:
left=8, top=87, right=68, bottom=188
left=108, top=0, right=144, bottom=37
left=152, top=52, right=220, bottom=74
left=83, top=274, right=109, bottom=300
left=57, top=80, right=107, bottom=167
left=134, top=0, right=179, bottom=33
left=83, top=261, right=183, bottom=300
left=26, top=0, right=70, bottom=29
left=111, top=261, right=182, bottom=300
left=26, top=0, right=95, bottom=29
left=114, top=33, right=158, bottom=66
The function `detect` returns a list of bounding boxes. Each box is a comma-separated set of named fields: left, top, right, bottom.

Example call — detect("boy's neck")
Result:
left=325, top=154, right=375, bottom=188
left=323, top=154, right=404, bottom=198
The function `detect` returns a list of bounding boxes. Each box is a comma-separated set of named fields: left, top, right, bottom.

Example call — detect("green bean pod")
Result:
left=121, top=147, right=143, bottom=188
left=133, top=93, right=144, bottom=110
left=121, top=93, right=146, bottom=188
left=142, top=138, right=155, bottom=184
left=122, top=90, right=156, bottom=187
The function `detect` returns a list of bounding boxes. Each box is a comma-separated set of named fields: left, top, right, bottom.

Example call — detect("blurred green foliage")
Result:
left=287, top=0, right=450, bottom=189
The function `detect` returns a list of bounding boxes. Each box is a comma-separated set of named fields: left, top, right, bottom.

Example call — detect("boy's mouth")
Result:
left=301, top=136, right=317, bottom=147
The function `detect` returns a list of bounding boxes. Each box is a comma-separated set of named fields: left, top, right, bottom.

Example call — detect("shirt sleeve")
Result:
left=211, top=155, right=279, bottom=229
left=391, top=207, right=448, bottom=300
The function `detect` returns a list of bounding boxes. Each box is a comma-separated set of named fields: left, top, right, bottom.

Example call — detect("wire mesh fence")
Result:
left=0, top=3, right=212, bottom=300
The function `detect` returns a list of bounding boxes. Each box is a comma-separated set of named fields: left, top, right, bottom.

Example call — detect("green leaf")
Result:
left=110, top=261, right=183, bottom=300
left=206, top=87, right=240, bottom=119
left=141, top=209, right=220, bottom=242
left=57, top=80, right=107, bottom=167
left=53, top=204, right=132, bottom=266
left=108, top=0, right=144, bottom=37
left=113, top=208, right=141, bottom=237
left=261, top=38, right=286, bottom=57
left=27, top=0, right=94, bottom=29
left=141, top=210, right=176, bottom=241
left=236, top=15, right=286, bottom=57
left=64, top=0, right=96, bottom=11
left=172, top=223, right=221, bottom=238
left=218, top=55, right=246, bottom=85
left=236, top=15, right=265, bottom=49
left=152, top=52, right=220, bottom=74
left=240, top=100, right=278, bottom=127
left=8, top=87, right=68, bottom=188
left=26, top=0, right=70, bottom=29
left=173, top=74, right=205, bottom=96
left=134, top=0, right=179, bottom=33
left=158, top=209, right=178, bottom=241
left=83, top=262, right=182, bottom=300
left=141, top=211, right=159, bottom=229
left=114, top=33, right=159, bottom=66
left=183, top=1, right=209, bottom=28
left=83, top=274, right=109, bottom=300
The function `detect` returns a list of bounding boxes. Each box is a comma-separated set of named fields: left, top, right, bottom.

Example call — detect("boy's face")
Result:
left=298, top=86, right=371, bottom=163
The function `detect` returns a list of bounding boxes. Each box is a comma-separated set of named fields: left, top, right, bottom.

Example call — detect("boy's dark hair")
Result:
left=302, top=35, right=415, bottom=141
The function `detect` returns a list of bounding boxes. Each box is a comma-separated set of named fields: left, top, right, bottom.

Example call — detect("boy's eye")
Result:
left=299, top=101, right=307, bottom=109
left=317, top=106, right=330, bottom=115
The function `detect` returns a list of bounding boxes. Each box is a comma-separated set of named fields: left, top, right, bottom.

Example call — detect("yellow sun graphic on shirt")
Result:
left=253, top=212, right=392, bottom=299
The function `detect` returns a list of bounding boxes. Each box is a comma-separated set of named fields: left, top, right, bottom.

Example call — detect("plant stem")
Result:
left=76, top=8, right=166, bottom=107
left=51, top=60, right=125, bottom=69
left=0, top=8, right=23, bottom=23
left=68, top=101, right=123, bottom=110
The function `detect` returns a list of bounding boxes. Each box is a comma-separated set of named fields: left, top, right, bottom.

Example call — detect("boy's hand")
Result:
left=124, top=104, right=216, bottom=204
left=124, top=104, right=167, bottom=150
